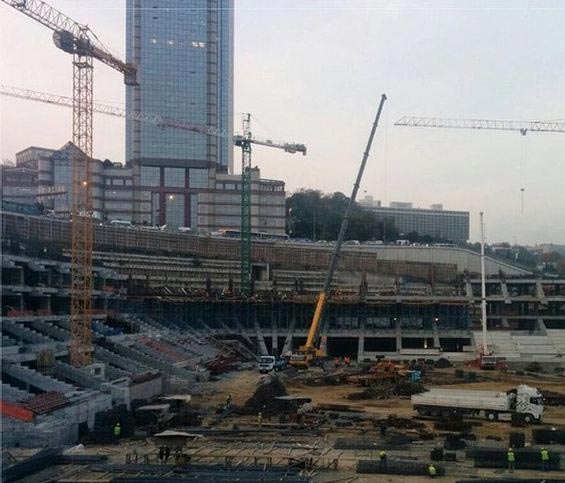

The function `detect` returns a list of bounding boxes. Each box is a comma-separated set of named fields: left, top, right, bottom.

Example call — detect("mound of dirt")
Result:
left=240, top=376, right=288, bottom=416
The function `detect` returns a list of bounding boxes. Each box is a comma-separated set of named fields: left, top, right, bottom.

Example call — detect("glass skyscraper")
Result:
left=126, top=0, right=234, bottom=226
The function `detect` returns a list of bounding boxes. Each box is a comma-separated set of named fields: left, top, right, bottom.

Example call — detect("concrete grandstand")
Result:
left=2, top=211, right=565, bottom=445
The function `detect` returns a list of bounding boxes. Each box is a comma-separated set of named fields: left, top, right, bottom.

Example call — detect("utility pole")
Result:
left=480, top=211, right=488, bottom=355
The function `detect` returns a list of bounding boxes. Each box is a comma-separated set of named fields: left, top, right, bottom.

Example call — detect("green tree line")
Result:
left=285, top=189, right=398, bottom=242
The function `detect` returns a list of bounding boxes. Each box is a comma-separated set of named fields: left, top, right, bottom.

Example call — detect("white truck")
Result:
left=411, top=384, right=544, bottom=424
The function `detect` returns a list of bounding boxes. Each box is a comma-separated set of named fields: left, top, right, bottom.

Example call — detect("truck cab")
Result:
left=513, top=385, right=544, bottom=423
left=258, top=356, right=287, bottom=373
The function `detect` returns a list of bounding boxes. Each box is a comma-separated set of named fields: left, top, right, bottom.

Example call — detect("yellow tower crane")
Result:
left=1, top=0, right=137, bottom=366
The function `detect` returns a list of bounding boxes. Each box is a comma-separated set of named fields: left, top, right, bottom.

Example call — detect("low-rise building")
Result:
left=360, top=197, right=470, bottom=242
left=3, top=144, right=286, bottom=234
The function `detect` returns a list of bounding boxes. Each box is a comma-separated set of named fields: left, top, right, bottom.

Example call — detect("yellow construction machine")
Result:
left=289, top=94, right=387, bottom=368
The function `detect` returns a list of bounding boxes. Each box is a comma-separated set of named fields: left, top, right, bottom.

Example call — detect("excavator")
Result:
left=289, top=94, right=387, bottom=368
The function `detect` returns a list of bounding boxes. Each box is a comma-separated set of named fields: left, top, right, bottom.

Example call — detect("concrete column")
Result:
left=272, top=316, right=278, bottom=355
left=281, top=312, right=296, bottom=355
left=465, top=281, right=473, bottom=299
left=253, top=314, right=269, bottom=356
left=432, top=322, right=440, bottom=349
left=395, top=319, right=402, bottom=352
left=537, top=317, right=548, bottom=335
left=357, top=317, right=366, bottom=361
left=501, top=281, right=511, bottom=304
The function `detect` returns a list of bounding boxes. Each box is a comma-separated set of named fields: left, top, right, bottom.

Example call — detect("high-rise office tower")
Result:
left=126, top=0, right=234, bottom=225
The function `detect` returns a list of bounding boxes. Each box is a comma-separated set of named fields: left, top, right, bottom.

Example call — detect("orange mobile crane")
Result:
left=289, top=94, right=387, bottom=368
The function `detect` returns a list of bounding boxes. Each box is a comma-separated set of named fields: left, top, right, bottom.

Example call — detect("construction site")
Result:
left=2, top=206, right=565, bottom=483
left=2, top=1, right=565, bottom=483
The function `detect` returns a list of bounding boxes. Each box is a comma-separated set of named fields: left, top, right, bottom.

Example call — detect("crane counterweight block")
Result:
left=53, top=29, right=89, bottom=55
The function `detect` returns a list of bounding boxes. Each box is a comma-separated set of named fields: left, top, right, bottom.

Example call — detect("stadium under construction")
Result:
left=2, top=210, right=565, bottom=447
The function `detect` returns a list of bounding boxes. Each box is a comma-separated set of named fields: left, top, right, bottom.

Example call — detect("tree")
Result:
left=286, top=189, right=396, bottom=242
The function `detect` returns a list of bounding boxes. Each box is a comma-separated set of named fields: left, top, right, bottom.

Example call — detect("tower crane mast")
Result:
left=1, top=0, right=136, bottom=366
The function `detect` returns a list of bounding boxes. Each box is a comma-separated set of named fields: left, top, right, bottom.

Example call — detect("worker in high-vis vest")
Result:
left=114, top=421, right=121, bottom=439
left=257, top=411, right=263, bottom=428
left=541, top=447, right=549, bottom=471
left=428, top=463, right=437, bottom=478
left=507, top=448, right=515, bottom=472
left=379, top=450, right=387, bottom=468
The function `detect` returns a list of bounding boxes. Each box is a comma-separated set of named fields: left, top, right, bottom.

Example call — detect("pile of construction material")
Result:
left=2, top=448, right=107, bottom=483
left=348, top=380, right=425, bottom=400
left=240, top=376, right=289, bottom=416
left=466, top=446, right=562, bottom=471
left=357, top=459, right=445, bottom=476
left=532, top=427, right=565, bottom=445
left=372, top=414, right=435, bottom=441
left=335, top=432, right=416, bottom=449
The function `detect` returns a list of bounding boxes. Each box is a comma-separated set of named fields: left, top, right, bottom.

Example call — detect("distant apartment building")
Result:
left=126, top=0, right=235, bottom=225
left=2, top=144, right=286, bottom=234
left=360, top=197, right=470, bottom=242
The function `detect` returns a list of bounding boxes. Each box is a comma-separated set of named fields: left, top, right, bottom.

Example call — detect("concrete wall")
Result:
left=335, top=245, right=531, bottom=276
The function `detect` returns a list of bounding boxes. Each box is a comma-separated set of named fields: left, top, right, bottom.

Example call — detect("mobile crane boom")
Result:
left=290, top=94, right=387, bottom=367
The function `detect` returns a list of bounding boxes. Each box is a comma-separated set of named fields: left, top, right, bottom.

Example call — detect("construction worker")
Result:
left=226, top=393, right=232, bottom=408
left=540, top=447, right=549, bottom=471
left=113, top=421, right=121, bottom=439
left=257, top=411, right=263, bottom=428
left=428, top=463, right=437, bottom=478
left=379, top=450, right=387, bottom=468
left=507, top=447, right=515, bottom=473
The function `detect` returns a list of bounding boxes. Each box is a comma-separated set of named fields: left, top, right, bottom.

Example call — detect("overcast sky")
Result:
left=1, top=0, right=564, bottom=244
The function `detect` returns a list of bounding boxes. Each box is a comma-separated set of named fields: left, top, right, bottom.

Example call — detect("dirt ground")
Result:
left=12, top=366, right=563, bottom=483
left=195, top=366, right=565, bottom=483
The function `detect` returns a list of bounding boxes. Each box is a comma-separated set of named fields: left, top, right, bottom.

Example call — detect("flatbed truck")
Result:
left=411, top=384, right=544, bottom=424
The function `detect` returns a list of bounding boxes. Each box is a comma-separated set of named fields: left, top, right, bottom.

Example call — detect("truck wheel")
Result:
left=486, top=412, right=498, bottom=421
left=523, top=414, right=533, bottom=424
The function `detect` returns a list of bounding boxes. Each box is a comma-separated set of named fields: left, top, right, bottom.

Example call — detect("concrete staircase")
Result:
left=30, top=320, right=69, bottom=342
left=53, top=361, right=102, bottom=390
left=2, top=363, right=77, bottom=394
left=104, top=364, right=130, bottom=381
left=93, top=346, right=152, bottom=375
left=109, top=343, right=195, bottom=380
left=473, top=330, right=564, bottom=359
left=2, top=320, right=55, bottom=345
left=1, top=382, right=32, bottom=402
left=2, top=335, right=18, bottom=347
left=546, top=329, right=565, bottom=355
left=472, top=331, right=519, bottom=359
left=513, top=334, right=558, bottom=358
